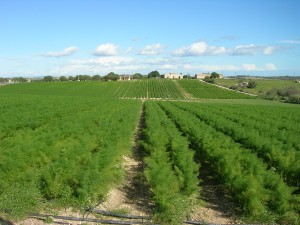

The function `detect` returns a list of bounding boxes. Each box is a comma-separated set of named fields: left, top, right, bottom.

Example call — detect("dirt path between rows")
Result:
left=95, top=100, right=152, bottom=216
left=173, top=80, right=195, bottom=99
left=97, top=101, right=241, bottom=224
left=13, top=100, right=242, bottom=225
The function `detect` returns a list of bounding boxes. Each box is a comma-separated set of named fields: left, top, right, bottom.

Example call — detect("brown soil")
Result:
left=190, top=184, right=241, bottom=224
left=95, top=101, right=152, bottom=216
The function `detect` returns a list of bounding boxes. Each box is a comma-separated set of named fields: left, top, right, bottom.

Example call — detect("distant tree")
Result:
left=0, top=77, right=9, bottom=83
left=12, top=77, right=28, bottom=83
left=183, top=74, right=192, bottom=79
left=288, top=96, right=300, bottom=104
left=132, top=73, right=143, bottom=79
left=247, top=80, right=257, bottom=88
left=78, top=75, right=91, bottom=81
left=284, top=86, right=299, bottom=97
left=229, top=85, right=238, bottom=90
left=68, top=76, right=74, bottom=81
left=104, top=72, right=119, bottom=81
left=203, top=76, right=215, bottom=84
left=92, top=75, right=101, bottom=80
left=277, top=86, right=299, bottom=97
left=59, top=76, right=68, bottom=81
left=43, top=76, right=54, bottom=82
left=148, top=70, right=160, bottom=78
left=210, top=72, right=220, bottom=79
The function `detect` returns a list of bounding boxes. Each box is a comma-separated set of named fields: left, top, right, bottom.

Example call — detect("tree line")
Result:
left=1, top=71, right=225, bottom=83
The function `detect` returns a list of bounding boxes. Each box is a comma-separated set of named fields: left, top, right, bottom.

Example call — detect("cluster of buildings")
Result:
left=118, top=72, right=223, bottom=81
left=163, top=72, right=223, bottom=79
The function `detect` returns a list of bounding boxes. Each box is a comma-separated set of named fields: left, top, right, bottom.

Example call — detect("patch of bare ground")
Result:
left=95, top=101, right=152, bottom=216
left=190, top=165, right=242, bottom=224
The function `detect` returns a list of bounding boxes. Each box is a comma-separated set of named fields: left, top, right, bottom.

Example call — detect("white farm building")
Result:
left=163, top=73, right=183, bottom=79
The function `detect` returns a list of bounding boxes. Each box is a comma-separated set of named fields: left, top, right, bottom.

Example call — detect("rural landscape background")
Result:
left=0, top=1, right=300, bottom=225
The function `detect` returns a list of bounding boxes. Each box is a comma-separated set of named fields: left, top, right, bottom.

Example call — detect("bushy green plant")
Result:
left=0, top=184, right=41, bottom=219
left=158, top=101, right=300, bottom=223
left=142, top=101, right=200, bottom=224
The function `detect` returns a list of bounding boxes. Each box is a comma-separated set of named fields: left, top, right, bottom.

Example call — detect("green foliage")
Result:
left=158, top=101, right=300, bottom=224
left=104, top=72, right=119, bottom=81
left=178, top=80, right=254, bottom=99
left=132, top=73, right=144, bottom=79
left=114, top=79, right=185, bottom=99
left=172, top=102, right=300, bottom=187
left=247, top=80, right=257, bottom=88
left=44, top=216, right=54, bottom=223
left=43, top=76, right=54, bottom=82
left=1, top=80, right=299, bottom=224
left=11, top=77, right=28, bottom=83
left=0, top=184, right=41, bottom=219
left=142, top=101, right=199, bottom=224
left=203, top=76, right=215, bottom=83
left=59, top=76, right=68, bottom=81
left=0, top=92, right=141, bottom=218
left=210, top=72, right=220, bottom=79
left=0, top=77, right=9, bottom=82
left=147, top=70, right=160, bottom=78
left=215, top=78, right=300, bottom=97
left=92, top=74, right=101, bottom=80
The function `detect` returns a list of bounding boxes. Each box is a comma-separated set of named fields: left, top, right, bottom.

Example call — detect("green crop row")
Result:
left=178, top=79, right=255, bottom=99
left=171, top=101, right=300, bottom=187
left=114, top=79, right=185, bottom=99
left=158, top=101, right=300, bottom=224
left=141, top=101, right=199, bottom=225
left=0, top=94, right=141, bottom=218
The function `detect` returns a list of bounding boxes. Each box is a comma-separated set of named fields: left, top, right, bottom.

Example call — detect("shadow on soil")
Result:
left=0, top=218, right=14, bottom=225
left=123, top=102, right=154, bottom=215
left=198, top=160, right=241, bottom=221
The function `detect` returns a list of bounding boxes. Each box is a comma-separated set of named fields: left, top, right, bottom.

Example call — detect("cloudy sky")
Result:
left=0, top=0, right=300, bottom=77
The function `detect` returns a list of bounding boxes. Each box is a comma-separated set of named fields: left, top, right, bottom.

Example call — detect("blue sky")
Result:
left=0, top=0, right=300, bottom=77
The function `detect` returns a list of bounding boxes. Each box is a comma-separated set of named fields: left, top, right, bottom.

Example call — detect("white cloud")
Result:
left=231, top=44, right=262, bottom=55
left=94, top=43, right=119, bottom=56
left=183, top=64, right=239, bottom=71
left=242, top=63, right=277, bottom=71
left=44, top=46, right=78, bottom=57
left=51, top=56, right=138, bottom=75
left=139, top=43, right=164, bottom=55
left=160, top=64, right=178, bottom=70
left=242, top=64, right=259, bottom=71
left=173, top=41, right=227, bottom=56
left=70, top=56, right=135, bottom=66
left=264, top=63, right=277, bottom=70
left=231, top=44, right=280, bottom=56
left=279, top=39, right=300, bottom=44
left=263, top=46, right=276, bottom=55
left=125, top=47, right=134, bottom=54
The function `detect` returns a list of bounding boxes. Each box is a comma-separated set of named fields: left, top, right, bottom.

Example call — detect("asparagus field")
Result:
left=0, top=80, right=299, bottom=224
left=155, top=101, right=300, bottom=223
left=0, top=94, right=142, bottom=217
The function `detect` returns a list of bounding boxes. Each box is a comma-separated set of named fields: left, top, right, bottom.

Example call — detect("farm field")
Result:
left=215, top=78, right=300, bottom=96
left=153, top=100, right=300, bottom=223
left=178, top=79, right=254, bottom=99
left=0, top=79, right=254, bottom=100
left=0, top=93, right=142, bottom=218
left=0, top=81, right=299, bottom=225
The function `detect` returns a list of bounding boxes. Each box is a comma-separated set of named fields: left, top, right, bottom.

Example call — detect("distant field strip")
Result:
left=114, top=79, right=185, bottom=99
left=178, top=79, right=255, bottom=99
left=114, top=79, right=255, bottom=99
